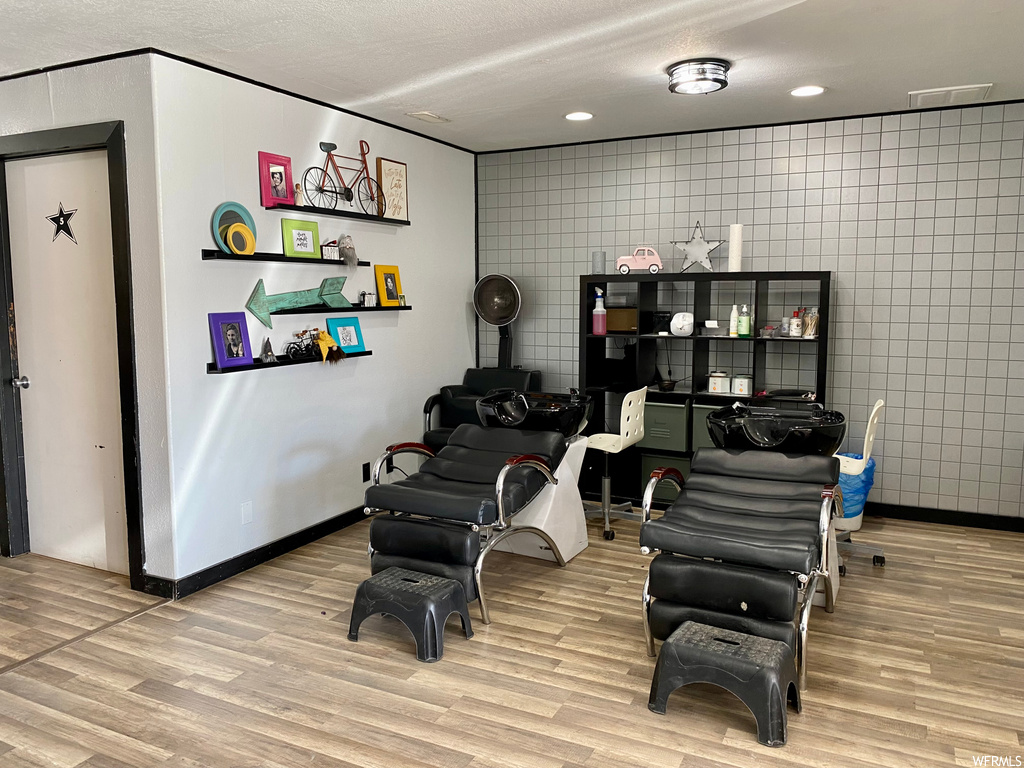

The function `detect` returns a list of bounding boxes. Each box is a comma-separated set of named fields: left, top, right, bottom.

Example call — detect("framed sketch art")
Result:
left=327, top=317, right=366, bottom=354
left=376, top=157, right=407, bottom=220
left=209, top=312, right=253, bottom=369
left=374, top=264, right=403, bottom=307
left=259, top=152, right=294, bottom=207
left=281, top=218, right=320, bottom=258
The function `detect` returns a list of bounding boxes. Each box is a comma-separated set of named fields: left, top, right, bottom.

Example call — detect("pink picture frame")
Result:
left=258, top=152, right=294, bottom=207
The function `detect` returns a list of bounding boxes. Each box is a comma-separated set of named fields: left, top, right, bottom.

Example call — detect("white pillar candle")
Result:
left=728, top=224, right=743, bottom=272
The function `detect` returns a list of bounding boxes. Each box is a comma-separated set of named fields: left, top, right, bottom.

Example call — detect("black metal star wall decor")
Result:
left=46, top=202, right=78, bottom=244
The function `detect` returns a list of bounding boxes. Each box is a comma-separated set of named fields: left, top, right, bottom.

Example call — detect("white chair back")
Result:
left=618, top=386, right=647, bottom=449
left=836, top=398, right=884, bottom=476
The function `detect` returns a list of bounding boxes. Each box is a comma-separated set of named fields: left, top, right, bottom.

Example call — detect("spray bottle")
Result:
left=593, top=288, right=607, bottom=336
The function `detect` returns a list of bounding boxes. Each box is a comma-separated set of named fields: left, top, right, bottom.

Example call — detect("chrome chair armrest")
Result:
left=371, top=442, right=435, bottom=486
left=495, top=454, right=557, bottom=529
left=423, top=394, right=441, bottom=434
left=642, top=467, right=685, bottom=525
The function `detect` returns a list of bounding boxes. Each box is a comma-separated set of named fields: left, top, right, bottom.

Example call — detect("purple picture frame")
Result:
left=259, top=151, right=294, bottom=207
left=209, top=312, right=253, bottom=368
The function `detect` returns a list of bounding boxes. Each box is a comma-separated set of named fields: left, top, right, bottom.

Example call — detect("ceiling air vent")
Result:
left=406, top=111, right=451, bottom=124
left=908, top=84, right=992, bottom=109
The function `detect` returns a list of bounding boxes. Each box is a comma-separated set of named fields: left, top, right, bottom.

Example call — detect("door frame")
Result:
left=0, top=122, right=145, bottom=590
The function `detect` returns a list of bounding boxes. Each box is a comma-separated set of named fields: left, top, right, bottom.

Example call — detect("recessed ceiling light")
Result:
left=790, top=85, right=826, bottom=97
left=565, top=112, right=593, bottom=121
left=406, top=111, right=451, bottom=123
left=667, top=59, right=730, bottom=94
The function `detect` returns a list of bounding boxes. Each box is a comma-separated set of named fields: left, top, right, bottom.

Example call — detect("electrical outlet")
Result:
left=362, top=462, right=371, bottom=483
left=241, top=500, right=253, bottom=525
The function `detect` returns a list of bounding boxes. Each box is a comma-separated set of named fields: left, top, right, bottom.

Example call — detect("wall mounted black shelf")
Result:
left=202, top=249, right=370, bottom=267
left=270, top=304, right=412, bottom=317
left=266, top=203, right=410, bottom=227
left=207, top=350, right=372, bottom=374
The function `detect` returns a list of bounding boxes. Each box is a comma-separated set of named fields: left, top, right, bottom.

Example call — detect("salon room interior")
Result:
left=0, top=0, right=1023, bottom=766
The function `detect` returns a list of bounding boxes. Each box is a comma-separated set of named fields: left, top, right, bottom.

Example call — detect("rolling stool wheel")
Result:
left=838, top=564, right=847, bottom=577
left=873, top=555, right=885, bottom=567
left=603, top=530, right=615, bottom=541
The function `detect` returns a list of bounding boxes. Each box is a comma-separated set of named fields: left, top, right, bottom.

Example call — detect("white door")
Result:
left=5, top=151, right=128, bottom=574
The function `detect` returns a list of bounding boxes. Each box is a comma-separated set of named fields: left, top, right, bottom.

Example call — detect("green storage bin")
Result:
left=638, top=402, right=689, bottom=453
left=641, top=454, right=691, bottom=503
left=691, top=405, right=718, bottom=452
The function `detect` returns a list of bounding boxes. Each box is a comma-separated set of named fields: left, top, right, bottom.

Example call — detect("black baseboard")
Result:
left=865, top=502, right=1024, bottom=533
left=140, top=506, right=367, bottom=600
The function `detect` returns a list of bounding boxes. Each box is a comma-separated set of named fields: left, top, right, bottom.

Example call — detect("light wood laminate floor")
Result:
left=0, top=516, right=1020, bottom=767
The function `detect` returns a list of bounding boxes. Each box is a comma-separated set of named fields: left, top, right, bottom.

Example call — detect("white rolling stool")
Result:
left=834, top=398, right=885, bottom=573
left=584, top=386, right=647, bottom=540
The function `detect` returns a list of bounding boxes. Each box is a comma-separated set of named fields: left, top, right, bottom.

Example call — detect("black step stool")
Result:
left=348, top=567, right=473, bottom=662
left=648, top=621, right=801, bottom=747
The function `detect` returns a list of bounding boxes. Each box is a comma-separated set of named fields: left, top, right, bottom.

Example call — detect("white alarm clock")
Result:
left=670, top=312, right=694, bottom=336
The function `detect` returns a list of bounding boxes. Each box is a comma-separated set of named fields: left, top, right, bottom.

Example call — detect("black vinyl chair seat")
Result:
left=640, top=449, right=838, bottom=574
left=365, top=425, right=566, bottom=526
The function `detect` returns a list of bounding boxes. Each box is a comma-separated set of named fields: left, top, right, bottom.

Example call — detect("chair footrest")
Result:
left=648, top=621, right=800, bottom=747
left=348, top=567, right=473, bottom=662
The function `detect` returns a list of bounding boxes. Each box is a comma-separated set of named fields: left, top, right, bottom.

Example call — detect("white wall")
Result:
left=0, top=57, right=176, bottom=575
left=149, top=58, right=476, bottom=578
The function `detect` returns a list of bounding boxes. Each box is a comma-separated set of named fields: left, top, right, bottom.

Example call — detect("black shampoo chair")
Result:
left=422, top=368, right=542, bottom=453
left=365, top=424, right=571, bottom=624
left=640, top=448, right=841, bottom=689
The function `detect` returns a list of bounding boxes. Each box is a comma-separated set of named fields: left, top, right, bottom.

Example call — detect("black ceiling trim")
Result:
left=477, top=96, right=1024, bottom=156
left=0, top=47, right=473, bottom=155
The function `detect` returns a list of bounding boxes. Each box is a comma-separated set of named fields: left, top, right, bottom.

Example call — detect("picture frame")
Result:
left=259, top=152, right=294, bottom=207
left=282, top=218, right=320, bottom=258
left=374, top=264, right=403, bottom=306
left=376, top=157, right=408, bottom=220
left=209, top=312, right=253, bottom=369
left=327, top=317, right=366, bottom=354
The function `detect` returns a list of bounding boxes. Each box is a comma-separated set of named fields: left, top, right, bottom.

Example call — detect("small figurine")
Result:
left=294, top=182, right=304, bottom=207
left=616, top=245, right=663, bottom=275
left=338, top=234, right=357, bottom=265
left=314, top=329, right=345, bottom=364
left=260, top=337, right=277, bottom=363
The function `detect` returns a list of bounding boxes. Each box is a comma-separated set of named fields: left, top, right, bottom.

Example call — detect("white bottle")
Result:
left=729, top=304, right=739, bottom=337
left=790, top=309, right=803, bottom=338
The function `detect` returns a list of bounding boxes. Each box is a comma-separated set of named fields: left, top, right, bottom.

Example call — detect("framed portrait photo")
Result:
left=374, top=264, right=403, bottom=307
left=209, top=312, right=253, bottom=369
left=376, top=157, right=408, bottom=220
left=282, top=218, right=320, bottom=258
left=259, top=152, right=294, bottom=207
left=327, top=317, right=366, bottom=354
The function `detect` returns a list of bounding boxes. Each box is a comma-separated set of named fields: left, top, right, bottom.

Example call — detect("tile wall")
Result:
left=477, top=104, right=1024, bottom=516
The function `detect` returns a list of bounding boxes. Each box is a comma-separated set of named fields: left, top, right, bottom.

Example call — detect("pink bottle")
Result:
left=593, top=288, right=607, bottom=335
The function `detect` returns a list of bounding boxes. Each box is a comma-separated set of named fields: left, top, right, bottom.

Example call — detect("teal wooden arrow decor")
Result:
left=246, top=277, right=352, bottom=329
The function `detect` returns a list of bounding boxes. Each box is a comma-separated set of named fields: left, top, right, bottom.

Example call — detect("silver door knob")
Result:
left=12, top=376, right=30, bottom=389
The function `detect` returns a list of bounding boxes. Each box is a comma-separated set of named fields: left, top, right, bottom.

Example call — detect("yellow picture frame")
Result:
left=374, top=264, right=403, bottom=307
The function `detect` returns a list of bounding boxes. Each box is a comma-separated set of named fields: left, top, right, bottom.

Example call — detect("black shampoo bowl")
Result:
left=476, top=390, right=593, bottom=437
left=707, top=401, right=846, bottom=456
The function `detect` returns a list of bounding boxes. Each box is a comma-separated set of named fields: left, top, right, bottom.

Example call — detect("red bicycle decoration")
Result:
left=302, top=140, right=386, bottom=217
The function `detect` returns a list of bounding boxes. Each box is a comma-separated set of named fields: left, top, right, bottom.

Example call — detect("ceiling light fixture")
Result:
left=667, top=59, right=730, bottom=95
left=565, top=111, right=593, bottom=121
left=790, top=85, right=826, bottom=97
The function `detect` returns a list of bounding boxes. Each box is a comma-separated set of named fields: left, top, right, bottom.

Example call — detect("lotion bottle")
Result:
left=593, top=288, right=607, bottom=336
left=737, top=304, right=751, bottom=338
left=729, top=304, right=739, bottom=337
left=790, top=309, right=803, bottom=337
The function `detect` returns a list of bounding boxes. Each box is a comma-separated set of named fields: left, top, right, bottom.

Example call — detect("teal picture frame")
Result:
left=327, top=317, right=365, bottom=353
left=281, top=218, right=320, bottom=258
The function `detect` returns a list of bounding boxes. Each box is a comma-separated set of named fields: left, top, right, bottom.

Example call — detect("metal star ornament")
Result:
left=671, top=221, right=722, bottom=272
left=46, top=202, right=78, bottom=244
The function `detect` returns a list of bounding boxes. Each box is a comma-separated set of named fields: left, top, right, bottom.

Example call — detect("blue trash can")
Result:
left=837, top=453, right=875, bottom=520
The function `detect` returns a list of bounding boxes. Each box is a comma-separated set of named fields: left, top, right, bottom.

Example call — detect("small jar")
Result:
left=708, top=371, right=731, bottom=394
left=779, top=317, right=790, bottom=336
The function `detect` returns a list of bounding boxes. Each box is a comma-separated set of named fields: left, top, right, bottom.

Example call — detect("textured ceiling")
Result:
left=2, top=0, right=1023, bottom=151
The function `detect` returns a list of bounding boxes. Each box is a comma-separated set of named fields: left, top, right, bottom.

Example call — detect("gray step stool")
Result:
left=348, top=567, right=473, bottom=662
left=648, top=621, right=801, bottom=747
